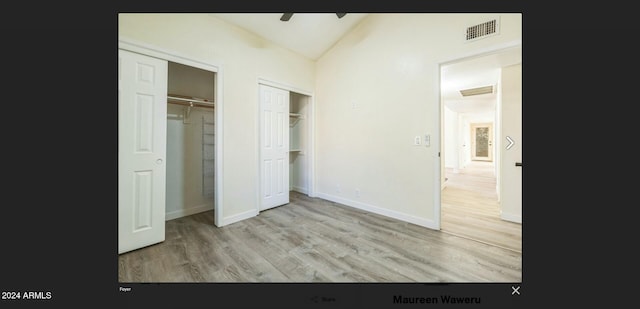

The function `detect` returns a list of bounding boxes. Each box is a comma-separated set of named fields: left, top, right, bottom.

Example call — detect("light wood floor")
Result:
left=119, top=191, right=521, bottom=282
left=442, top=161, right=522, bottom=252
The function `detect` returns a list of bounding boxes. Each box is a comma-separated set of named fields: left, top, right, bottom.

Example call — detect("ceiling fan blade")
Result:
left=280, top=13, right=293, bottom=21
left=336, top=13, right=347, bottom=19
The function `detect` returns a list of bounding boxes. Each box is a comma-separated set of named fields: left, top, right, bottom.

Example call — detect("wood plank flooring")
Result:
left=119, top=191, right=521, bottom=282
left=442, top=161, right=522, bottom=252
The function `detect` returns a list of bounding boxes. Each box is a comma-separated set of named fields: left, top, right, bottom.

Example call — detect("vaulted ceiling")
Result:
left=209, top=13, right=369, bottom=60
left=209, top=13, right=521, bottom=115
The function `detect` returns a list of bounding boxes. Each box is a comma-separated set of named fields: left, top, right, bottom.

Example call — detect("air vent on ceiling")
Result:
left=460, top=85, right=494, bottom=97
left=466, top=18, right=499, bottom=41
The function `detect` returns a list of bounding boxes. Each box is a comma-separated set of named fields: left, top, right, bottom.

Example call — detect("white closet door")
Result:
left=260, top=84, right=290, bottom=211
left=118, top=49, right=167, bottom=254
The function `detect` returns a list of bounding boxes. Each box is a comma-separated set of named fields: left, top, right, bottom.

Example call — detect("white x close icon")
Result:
left=512, top=286, right=521, bottom=295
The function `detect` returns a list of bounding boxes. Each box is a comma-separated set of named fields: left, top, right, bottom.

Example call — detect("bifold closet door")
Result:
left=259, top=84, right=290, bottom=211
left=118, top=49, right=167, bottom=254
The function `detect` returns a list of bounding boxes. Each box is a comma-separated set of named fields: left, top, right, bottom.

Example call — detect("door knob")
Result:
left=156, top=158, right=163, bottom=165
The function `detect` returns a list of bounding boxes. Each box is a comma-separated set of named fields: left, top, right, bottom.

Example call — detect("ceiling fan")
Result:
left=280, top=13, right=347, bottom=21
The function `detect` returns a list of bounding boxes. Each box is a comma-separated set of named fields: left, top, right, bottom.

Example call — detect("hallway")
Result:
left=442, top=161, right=522, bottom=252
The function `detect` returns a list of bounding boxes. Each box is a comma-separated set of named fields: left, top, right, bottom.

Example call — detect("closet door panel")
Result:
left=259, top=84, right=290, bottom=210
left=119, top=49, right=167, bottom=254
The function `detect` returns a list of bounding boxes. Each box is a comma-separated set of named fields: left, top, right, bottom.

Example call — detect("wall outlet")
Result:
left=414, top=136, right=421, bottom=145
left=336, top=184, right=341, bottom=193
left=355, top=189, right=361, bottom=198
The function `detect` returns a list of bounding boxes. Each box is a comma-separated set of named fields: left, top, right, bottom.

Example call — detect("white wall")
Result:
left=499, top=63, right=522, bottom=223
left=444, top=106, right=458, bottom=169
left=315, top=13, right=521, bottom=228
left=119, top=14, right=316, bottom=225
left=495, top=82, right=503, bottom=200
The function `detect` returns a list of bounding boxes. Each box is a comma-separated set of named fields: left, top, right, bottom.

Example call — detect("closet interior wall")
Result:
left=166, top=61, right=215, bottom=221
left=289, top=92, right=309, bottom=195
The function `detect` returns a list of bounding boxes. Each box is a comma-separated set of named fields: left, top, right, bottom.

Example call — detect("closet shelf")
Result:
left=290, top=149, right=303, bottom=152
left=168, top=93, right=215, bottom=108
left=289, top=114, right=303, bottom=127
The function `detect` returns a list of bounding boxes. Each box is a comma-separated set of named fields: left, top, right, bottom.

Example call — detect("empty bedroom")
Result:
left=118, top=12, right=522, bottom=283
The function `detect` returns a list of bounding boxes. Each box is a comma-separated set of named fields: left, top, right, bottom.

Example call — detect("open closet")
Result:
left=166, top=62, right=216, bottom=221
left=119, top=47, right=219, bottom=254
left=289, top=92, right=310, bottom=195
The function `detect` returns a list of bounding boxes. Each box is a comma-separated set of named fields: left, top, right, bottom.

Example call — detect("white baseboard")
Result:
left=165, top=204, right=213, bottom=221
left=291, top=186, right=308, bottom=195
left=316, top=192, right=438, bottom=230
left=501, top=211, right=522, bottom=224
left=221, top=209, right=259, bottom=226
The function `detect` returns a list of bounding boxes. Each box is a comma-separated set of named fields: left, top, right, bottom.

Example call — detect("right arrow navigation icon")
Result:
left=506, top=136, right=515, bottom=150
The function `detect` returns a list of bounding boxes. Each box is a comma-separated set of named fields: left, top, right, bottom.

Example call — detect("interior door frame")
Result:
left=436, top=40, right=522, bottom=230
left=119, top=37, right=225, bottom=227
left=470, top=122, right=493, bottom=162
left=256, top=78, right=315, bottom=215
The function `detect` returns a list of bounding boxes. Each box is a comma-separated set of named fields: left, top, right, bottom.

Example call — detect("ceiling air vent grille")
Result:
left=466, top=19, right=498, bottom=41
left=460, top=85, right=494, bottom=97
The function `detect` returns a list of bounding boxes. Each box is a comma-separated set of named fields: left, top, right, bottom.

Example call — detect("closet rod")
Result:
left=167, top=95, right=214, bottom=109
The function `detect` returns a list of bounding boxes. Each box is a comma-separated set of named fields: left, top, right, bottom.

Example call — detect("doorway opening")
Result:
left=439, top=46, right=522, bottom=252
left=166, top=62, right=216, bottom=223
left=118, top=39, right=223, bottom=255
